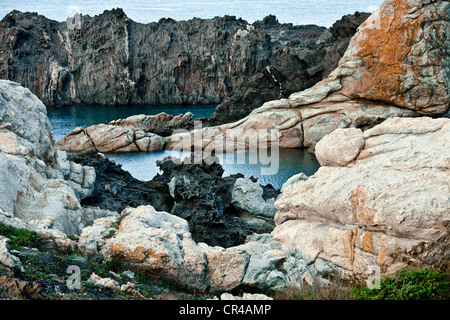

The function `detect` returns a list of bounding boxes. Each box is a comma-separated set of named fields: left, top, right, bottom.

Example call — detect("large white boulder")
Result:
left=274, top=117, right=450, bottom=277
left=0, top=80, right=115, bottom=235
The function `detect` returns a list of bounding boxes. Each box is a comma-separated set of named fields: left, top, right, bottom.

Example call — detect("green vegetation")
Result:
left=352, top=267, right=449, bottom=300
left=276, top=267, right=449, bottom=300
left=2, top=223, right=447, bottom=301
left=0, top=223, right=38, bottom=250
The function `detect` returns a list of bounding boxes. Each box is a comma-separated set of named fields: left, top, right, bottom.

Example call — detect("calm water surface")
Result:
left=47, top=104, right=215, bottom=141
left=107, top=148, right=320, bottom=189
left=47, top=105, right=320, bottom=189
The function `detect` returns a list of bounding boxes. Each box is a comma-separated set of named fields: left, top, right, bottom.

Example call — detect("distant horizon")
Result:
left=0, top=7, right=359, bottom=27
left=0, top=0, right=384, bottom=28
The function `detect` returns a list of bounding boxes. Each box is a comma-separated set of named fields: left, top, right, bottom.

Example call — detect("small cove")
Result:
left=47, top=104, right=320, bottom=189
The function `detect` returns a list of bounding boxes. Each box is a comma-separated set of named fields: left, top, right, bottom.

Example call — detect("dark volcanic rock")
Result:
left=67, top=151, right=174, bottom=213
left=0, top=9, right=325, bottom=107
left=155, top=156, right=247, bottom=246
left=207, top=12, right=371, bottom=125
left=68, top=151, right=279, bottom=248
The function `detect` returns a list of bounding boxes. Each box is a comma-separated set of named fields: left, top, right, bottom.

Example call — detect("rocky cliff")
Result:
left=165, top=0, right=449, bottom=153
left=0, top=80, right=118, bottom=238
left=0, top=83, right=448, bottom=298
left=1, top=0, right=450, bottom=299
left=0, top=80, right=315, bottom=295
left=0, top=9, right=327, bottom=107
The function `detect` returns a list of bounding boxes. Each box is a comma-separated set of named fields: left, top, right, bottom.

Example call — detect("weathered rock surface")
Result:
left=231, top=178, right=278, bottom=230
left=0, top=80, right=115, bottom=235
left=79, top=205, right=249, bottom=292
left=78, top=206, right=340, bottom=293
left=56, top=112, right=199, bottom=153
left=166, top=0, right=449, bottom=153
left=280, top=173, right=309, bottom=193
left=0, top=236, right=23, bottom=271
left=274, top=117, right=450, bottom=277
left=2, top=0, right=450, bottom=298
left=66, top=151, right=279, bottom=248
left=314, top=128, right=365, bottom=167
left=109, top=112, right=194, bottom=137
left=220, top=292, right=273, bottom=300
left=153, top=155, right=280, bottom=247
left=67, top=151, right=174, bottom=213
left=0, top=10, right=325, bottom=107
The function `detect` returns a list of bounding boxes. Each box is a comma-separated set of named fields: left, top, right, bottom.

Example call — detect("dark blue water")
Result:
left=47, top=104, right=320, bottom=189
left=47, top=104, right=215, bottom=141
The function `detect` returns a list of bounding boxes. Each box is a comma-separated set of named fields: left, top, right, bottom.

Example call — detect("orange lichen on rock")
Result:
left=362, top=232, right=376, bottom=254
left=109, top=243, right=167, bottom=268
left=351, top=185, right=366, bottom=220
left=342, top=229, right=358, bottom=266
left=338, top=0, right=449, bottom=113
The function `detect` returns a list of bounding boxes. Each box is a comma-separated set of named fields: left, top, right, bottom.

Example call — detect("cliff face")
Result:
left=0, top=10, right=326, bottom=107
left=274, top=117, right=450, bottom=276
left=0, top=80, right=115, bottom=236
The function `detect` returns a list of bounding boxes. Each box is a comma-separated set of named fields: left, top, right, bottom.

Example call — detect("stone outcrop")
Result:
left=165, top=0, right=449, bottom=153
left=0, top=236, right=23, bottom=271
left=109, top=112, right=194, bottom=137
left=0, top=80, right=116, bottom=235
left=66, top=151, right=174, bottom=213
left=208, top=12, right=371, bottom=125
left=152, top=155, right=279, bottom=248
left=231, top=178, right=278, bottom=230
left=274, top=117, right=450, bottom=277
left=79, top=205, right=249, bottom=293
left=1, top=0, right=450, bottom=298
left=0, top=10, right=325, bottom=107
left=67, top=151, right=279, bottom=248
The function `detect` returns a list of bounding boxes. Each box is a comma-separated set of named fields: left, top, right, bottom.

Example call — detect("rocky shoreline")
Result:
left=53, top=1, right=449, bottom=155
left=0, top=0, right=449, bottom=301
left=68, top=151, right=280, bottom=248
left=0, top=9, right=369, bottom=127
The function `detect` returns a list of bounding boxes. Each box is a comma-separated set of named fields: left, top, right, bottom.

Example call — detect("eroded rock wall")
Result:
left=274, top=117, right=450, bottom=276
left=167, top=0, right=449, bottom=153
left=0, top=10, right=325, bottom=107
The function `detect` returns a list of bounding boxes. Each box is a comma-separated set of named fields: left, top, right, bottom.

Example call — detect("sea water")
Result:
left=16, top=0, right=379, bottom=188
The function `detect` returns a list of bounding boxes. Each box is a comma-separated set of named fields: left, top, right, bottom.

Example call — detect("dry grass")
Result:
left=274, top=273, right=362, bottom=300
